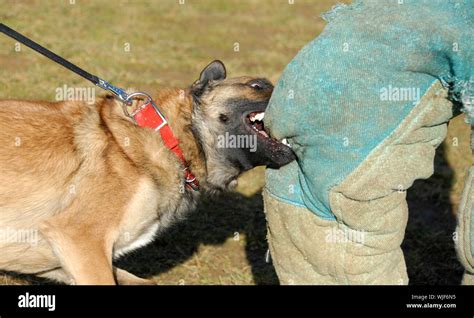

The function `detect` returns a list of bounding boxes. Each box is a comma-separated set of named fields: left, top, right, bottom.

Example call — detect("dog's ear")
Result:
left=191, top=60, right=226, bottom=97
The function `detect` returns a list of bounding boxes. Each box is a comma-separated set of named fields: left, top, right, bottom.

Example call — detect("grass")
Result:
left=0, top=0, right=470, bottom=285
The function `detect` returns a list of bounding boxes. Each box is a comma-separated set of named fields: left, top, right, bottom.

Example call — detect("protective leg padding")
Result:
left=265, top=81, right=453, bottom=284
left=264, top=191, right=409, bottom=284
left=456, top=167, right=474, bottom=285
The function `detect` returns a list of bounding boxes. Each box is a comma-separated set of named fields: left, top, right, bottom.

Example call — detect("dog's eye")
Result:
left=219, top=114, right=229, bottom=123
left=250, top=82, right=263, bottom=90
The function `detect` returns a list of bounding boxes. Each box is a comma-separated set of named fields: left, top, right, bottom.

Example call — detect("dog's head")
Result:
left=190, top=60, right=295, bottom=190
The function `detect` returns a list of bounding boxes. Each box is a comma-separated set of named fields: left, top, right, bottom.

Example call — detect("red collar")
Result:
left=132, top=100, right=199, bottom=191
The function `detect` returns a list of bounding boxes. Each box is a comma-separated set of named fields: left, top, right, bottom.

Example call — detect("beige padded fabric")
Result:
left=264, top=81, right=454, bottom=284
left=461, top=272, right=474, bottom=285
left=456, top=167, right=474, bottom=285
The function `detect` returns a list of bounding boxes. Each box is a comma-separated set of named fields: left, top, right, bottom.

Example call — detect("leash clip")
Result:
left=96, top=79, right=130, bottom=104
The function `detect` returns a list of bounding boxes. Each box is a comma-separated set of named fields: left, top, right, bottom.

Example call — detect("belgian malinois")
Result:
left=0, top=61, right=294, bottom=284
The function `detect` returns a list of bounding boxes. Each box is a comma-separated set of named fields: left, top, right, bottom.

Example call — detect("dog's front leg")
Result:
left=39, top=215, right=117, bottom=285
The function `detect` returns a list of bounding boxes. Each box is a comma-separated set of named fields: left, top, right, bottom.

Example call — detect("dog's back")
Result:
left=0, top=100, right=88, bottom=221
left=0, top=100, right=89, bottom=273
left=0, top=96, right=194, bottom=281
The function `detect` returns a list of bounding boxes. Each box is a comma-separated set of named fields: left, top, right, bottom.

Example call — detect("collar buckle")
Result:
left=126, top=92, right=200, bottom=192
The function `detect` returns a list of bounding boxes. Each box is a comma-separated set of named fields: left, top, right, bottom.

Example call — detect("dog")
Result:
left=0, top=60, right=295, bottom=284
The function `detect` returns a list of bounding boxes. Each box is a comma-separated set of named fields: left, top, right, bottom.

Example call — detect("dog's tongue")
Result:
left=258, top=127, right=269, bottom=138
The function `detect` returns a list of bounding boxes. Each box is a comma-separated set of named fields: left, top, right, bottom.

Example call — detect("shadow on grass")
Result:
left=1, top=141, right=465, bottom=285
left=117, top=142, right=465, bottom=285
left=403, top=143, right=464, bottom=285
left=115, top=191, right=279, bottom=285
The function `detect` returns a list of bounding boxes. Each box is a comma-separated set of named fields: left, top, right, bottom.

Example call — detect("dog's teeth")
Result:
left=249, top=112, right=264, bottom=123
left=254, top=112, right=265, bottom=121
left=282, top=138, right=291, bottom=147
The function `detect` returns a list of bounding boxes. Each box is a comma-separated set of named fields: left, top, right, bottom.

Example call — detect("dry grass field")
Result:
left=0, top=0, right=470, bottom=285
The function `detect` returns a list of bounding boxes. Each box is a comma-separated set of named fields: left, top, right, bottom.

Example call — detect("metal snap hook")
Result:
left=121, top=92, right=153, bottom=118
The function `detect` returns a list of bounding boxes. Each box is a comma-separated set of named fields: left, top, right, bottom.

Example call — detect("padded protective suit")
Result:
left=264, top=0, right=473, bottom=284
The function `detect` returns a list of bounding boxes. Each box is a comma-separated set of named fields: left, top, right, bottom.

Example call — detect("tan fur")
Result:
left=0, top=62, right=279, bottom=285
left=0, top=89, right=210, bottom=285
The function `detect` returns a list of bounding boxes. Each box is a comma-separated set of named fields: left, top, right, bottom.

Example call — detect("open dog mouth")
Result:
left=244, top=111, right=292, bottom=149
left=246, top=111, right=269, bottom=138
left=238, top=109, right=296, bottom=169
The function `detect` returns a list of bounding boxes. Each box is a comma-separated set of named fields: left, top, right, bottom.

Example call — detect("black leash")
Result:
left=0, top=23, right=129, bottom=102
left=0, top=23, right=203, bottom=190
